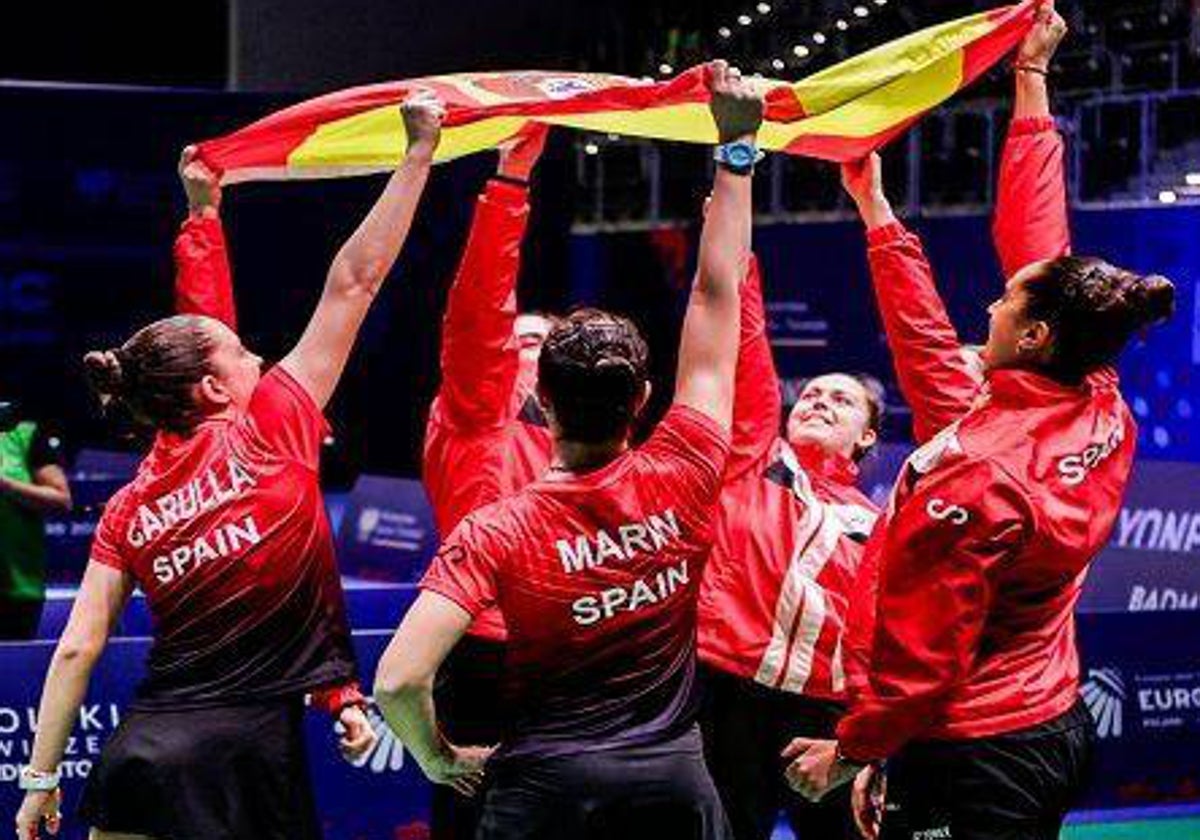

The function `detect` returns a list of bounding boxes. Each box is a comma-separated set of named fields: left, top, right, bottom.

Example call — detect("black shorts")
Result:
left=79, top=697, right=319, bottom=840
left=699, top=665, right=856, bottom=840
left=881, top=700, right=1094, bottom=840
left=432, top=634, right=508, bottom=840
left=478, top=728, right=733, bottom=840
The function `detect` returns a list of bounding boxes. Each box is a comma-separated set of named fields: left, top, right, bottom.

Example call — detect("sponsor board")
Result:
left=335, top=475, right=438, bottom=582
left=0, top=624, right=431, bottom=840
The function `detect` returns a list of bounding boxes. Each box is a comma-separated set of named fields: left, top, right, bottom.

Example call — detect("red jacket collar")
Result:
left=986, top=366, right=1119, bottom=407
left=787, top=440, right=860, bottom=486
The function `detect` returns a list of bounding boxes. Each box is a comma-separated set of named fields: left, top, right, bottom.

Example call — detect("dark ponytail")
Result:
left=1023, top=257, right=1175, bottom=382
left=83, top=315, right=217, bottom=435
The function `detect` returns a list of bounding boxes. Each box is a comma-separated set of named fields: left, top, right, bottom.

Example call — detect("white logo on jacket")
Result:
left=926, top=498, right=969, bottom=525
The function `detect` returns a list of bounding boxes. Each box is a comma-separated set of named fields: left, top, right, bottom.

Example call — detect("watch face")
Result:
left=728, top=145, right=753, bottom=166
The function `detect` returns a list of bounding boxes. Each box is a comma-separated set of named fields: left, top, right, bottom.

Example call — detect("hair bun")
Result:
left=1130, top=274, right=1176, bottom=329
left=82, top=349, right=125, bottom=399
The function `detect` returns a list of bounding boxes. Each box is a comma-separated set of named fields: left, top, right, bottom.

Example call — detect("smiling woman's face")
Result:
left=785, top=373, right=877, bottom=461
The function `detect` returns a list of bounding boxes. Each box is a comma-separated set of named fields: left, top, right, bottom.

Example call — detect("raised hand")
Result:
left=707, top=60, right=764, bottom=143
left=401, top=93, right=446, bottom=161
left=498, top=122, right=550, bottom=182
left=178, top=144, right=221, bottom=215
left=1016, top=0, right=1068, bottom=71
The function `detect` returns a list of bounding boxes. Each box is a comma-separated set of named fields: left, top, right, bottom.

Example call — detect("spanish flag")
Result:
left=198, top=1, right=1035, bottom=184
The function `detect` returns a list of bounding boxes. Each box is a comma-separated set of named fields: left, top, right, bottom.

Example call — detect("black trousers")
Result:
left=0, top=597, right=44, bottom=640
left=432, top=634, right=508, bottom=840
left=478, top=729, right=732, bottom=840
left=880, top=701, right=1094, bottom=840
left=699, top=665, right=857, bottom=840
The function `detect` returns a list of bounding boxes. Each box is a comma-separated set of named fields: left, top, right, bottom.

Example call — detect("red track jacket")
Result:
left=698, top=258, right=879, bottom=700
left=838, top=116, right=1138, bottom=761
left=422, top=179, right=553, bottom=642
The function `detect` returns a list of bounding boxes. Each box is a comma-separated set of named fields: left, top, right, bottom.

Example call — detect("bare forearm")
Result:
left=1013, top=71, right=1051, bottom=120
left=696, top=168, right=752, bottom=305
left=0, top=476, right=70, bottom=515
left=28, top=647, right=99, bottom=772
left=852, top=191, right=897, bottom=231
left=376, top=682, right=449, bottom=772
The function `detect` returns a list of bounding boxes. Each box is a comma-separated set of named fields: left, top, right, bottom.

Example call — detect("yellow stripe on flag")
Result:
left=792, top=11, right=997, bottom=116
left=287, top=106, right=528, bottom=170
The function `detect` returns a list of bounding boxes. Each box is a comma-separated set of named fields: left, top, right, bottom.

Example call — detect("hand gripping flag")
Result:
left=197, top=1, right=1035, bottom=184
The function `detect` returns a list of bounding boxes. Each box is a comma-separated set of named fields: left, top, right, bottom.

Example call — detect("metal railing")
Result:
left=571, top=87, right=1200, bottom=231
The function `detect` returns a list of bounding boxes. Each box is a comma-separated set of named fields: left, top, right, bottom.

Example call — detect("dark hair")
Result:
left=1022, top=257, right=1175, bottom=382
left=536, top=308, right=650, bottom=444
left=83, top=315, right=218, bottom=435
left=850, top=373, right=886, bottom=461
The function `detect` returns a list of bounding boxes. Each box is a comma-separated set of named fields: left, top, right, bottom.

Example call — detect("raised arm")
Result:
left=673, top=62, right=763, bottom=430
left=993, top=0, right=1070, bottom=278
left=843, top=155, right=982, bottom=443
left=279, top=96, right=443, bottom=409
left=727, top=255, right=783, bottom=480
left=16, top=562, right=133, bottom=839
left=435, top=125, right=548, bottom=431
left=174, top=146, right=238, bottom=330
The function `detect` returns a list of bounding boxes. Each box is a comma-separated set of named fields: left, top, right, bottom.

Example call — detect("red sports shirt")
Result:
left=92, top=367, right=357, bottom=709
left=422, top=406, right=729, bottom=760
left=423, top=178, right=553, bottom=643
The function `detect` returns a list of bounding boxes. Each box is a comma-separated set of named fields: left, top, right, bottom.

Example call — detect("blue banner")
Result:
left=1078, top=460, right=1200, bottom=614
left=0, top=620, right=433, bottom=840
left=4, top=593, right=1198, bottom=834
left=334, top=475, right=439, bottom=582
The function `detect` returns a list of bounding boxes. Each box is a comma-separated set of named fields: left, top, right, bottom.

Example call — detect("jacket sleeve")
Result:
left=836, top=458, right=1033, bottom=762
left=727, top=255, right=782, bottom=482
left=992, top=115, right=1071, bottom=280
left=436, top=178, right=531, bottom=432
left=173, top=215, right=237, bottom=330
left=866, top=222, right=984, bottom=443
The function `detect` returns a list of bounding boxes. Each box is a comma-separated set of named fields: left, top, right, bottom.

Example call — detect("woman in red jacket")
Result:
left=783, top=5, right=1177, bottom=839
left=15, top=97, right=444, bottom=840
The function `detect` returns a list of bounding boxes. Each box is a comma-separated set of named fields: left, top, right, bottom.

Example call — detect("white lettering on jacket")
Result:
left=1057, top=423, right=1125, bottom=487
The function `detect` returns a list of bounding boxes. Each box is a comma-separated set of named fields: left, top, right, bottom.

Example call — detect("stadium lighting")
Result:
left=771, top=58, right=785, bottom=71
left=738, top=14, right=753, bottom=25
left=853, top=6, right=869, bottom=17
left=757, top=2, right=772, bottom=14
left=1186, top=172, right=1200, bottom=186
left=835, top=19, right=850, bottom=31
left=1158, top=190, right=1178, bottom=204
left=812, top=32, right=827, bottom=44
left=792, top=44, right=810, bottom=58
left=874, top=0, right=887, bottom=5
left=584, top=142, right=600, bottom=156
left=659, top=62, right=674, bottom=75
left=718, top=26, right=732, bottom=38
